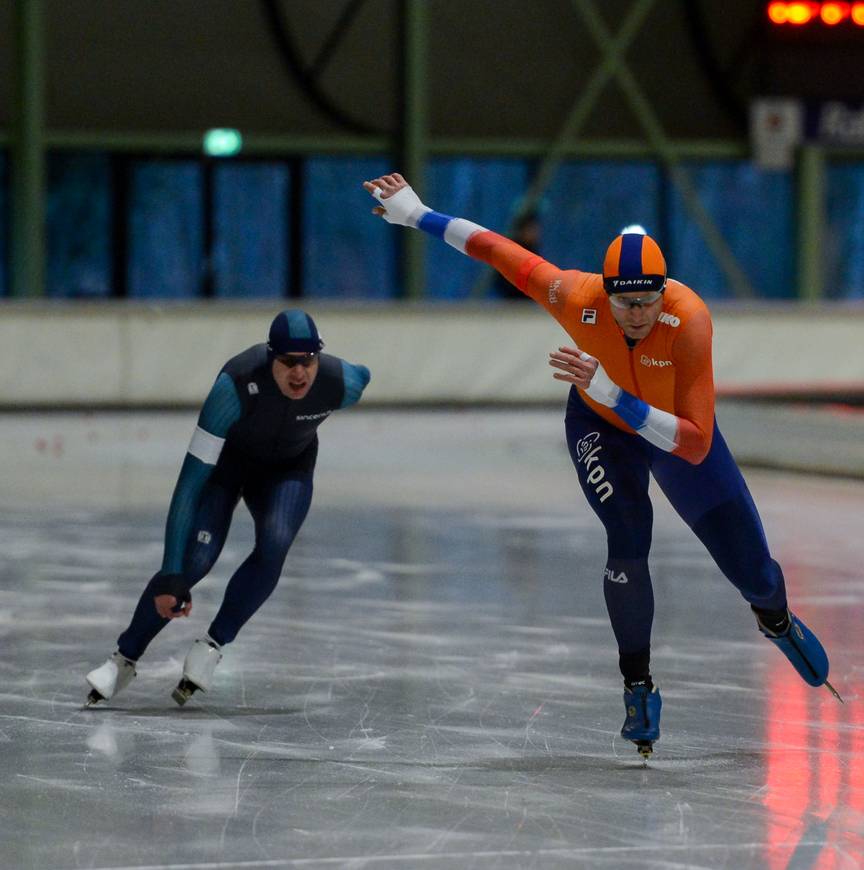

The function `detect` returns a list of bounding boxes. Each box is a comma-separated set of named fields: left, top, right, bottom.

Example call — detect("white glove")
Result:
left=580, top=352, right=622, bottom=408
left=371, top=184, right=431, bottom=228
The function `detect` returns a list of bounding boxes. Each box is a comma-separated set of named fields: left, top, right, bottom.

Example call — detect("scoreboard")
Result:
left=759, top=1, right=864, bottom=99
left=767, top=2, right=864, bottom=27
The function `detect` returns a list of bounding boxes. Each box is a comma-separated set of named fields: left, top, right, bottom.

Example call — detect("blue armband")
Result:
left=613, top=390, right=650, bottom=431
left=417, top=211, right=453, bottom=239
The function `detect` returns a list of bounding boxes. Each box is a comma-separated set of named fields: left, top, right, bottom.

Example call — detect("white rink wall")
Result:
left=1, top=300, right=864, bottom=407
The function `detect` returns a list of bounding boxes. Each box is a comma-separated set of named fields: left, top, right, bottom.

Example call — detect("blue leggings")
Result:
left=117, top=470, right=313, bottom=660
left=564, top=388, right=786, bottom=670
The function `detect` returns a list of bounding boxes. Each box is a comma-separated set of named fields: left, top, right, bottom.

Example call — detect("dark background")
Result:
left=0, top=0, right=828, bottom=139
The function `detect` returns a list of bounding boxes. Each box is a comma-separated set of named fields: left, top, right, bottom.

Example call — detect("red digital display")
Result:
left=767, top=1, right=864, bottom=25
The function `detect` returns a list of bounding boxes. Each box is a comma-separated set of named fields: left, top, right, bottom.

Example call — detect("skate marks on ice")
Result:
left=1, top=484, right=864, bottom=866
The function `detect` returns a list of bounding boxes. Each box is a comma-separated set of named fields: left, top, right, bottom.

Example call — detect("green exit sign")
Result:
left=202, top=128, right=243, bottom=157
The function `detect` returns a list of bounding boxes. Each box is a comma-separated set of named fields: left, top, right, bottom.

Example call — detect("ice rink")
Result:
left=2, top=407, right=863, bottom=870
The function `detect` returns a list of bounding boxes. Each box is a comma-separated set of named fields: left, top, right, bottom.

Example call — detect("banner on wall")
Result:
left=805, top=101, right=864, bottom=145
left=750, top=99, right=804, bottom=170
left=751, top=98, right=864, bottom=169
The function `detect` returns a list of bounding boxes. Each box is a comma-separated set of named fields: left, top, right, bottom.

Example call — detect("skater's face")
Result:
left=608, top=291, right=664, bottom=341
left=273, top=353, right=319, bottom=399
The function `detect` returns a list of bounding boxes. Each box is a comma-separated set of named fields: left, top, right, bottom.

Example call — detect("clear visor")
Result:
left=608, top=289, right=664, bottom=310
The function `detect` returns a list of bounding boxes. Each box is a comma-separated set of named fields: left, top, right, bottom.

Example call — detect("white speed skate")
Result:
left=172, top=636, right=223, bottom=706
left=85, top=652, right=137, bottom=706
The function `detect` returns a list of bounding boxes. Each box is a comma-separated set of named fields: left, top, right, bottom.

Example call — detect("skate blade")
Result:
left=171, top=687, right=191, bottom=706
left=85, top=688, right=106, bottom=707
left=172, top=678, right=200, bottom=707
left=635, top=740, right=654, bottom=763
left=824, top=679, right=844, bottom=704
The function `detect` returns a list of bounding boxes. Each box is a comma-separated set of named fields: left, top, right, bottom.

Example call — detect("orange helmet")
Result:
left=602, top=233, right=667, bottom=294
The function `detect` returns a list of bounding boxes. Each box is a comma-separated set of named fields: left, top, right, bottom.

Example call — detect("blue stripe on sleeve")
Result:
left=340, top=361, right=371, bottom=409
left=198, top=372, right=242, bottom=437
left=161, top=454, right=212, bottom=574
left=161, top=373, right=241, bottom=575
left=417, top=210, right=453, bottom=239
left=613, top=390, right=650, bottom=431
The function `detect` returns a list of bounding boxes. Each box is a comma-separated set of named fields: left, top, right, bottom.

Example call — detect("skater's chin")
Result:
left=286, top=383, right=312, bottom=399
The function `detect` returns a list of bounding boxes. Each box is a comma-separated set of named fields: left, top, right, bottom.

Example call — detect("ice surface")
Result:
left=1, top=411, right=862, bottom=869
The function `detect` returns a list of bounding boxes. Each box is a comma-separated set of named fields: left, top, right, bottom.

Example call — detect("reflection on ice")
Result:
left=86, top=721, right=124, bottom=760
left=183, top=727, right=221, bottom=777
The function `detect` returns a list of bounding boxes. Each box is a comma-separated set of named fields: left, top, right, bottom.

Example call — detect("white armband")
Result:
left=581, top=354, right=622, bottom=408
left=638, top=408, right=679, bottom=453
left=443, top=218, right=487, bottom=253
left=187, top=426, right=225, bottom=465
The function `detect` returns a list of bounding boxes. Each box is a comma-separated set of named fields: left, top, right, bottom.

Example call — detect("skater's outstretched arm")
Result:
left=152, top=372, right=242, bottom=619
left=363, top=174, right=713, bottom=463
left=362, top=173, right=594, bottom=321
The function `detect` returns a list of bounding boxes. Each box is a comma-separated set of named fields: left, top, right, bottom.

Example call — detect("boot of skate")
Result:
left=172, top=635, right=223, bottom=706
left=85, top=652, right=137, bottom=705
left=621, top=682, right=662, bottom=760
left=753, top=607, right=841, bottom=699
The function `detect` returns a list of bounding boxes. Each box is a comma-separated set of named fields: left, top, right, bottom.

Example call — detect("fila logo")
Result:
left=197, top=530, right=212, bottom=544
left=604, top=568, right=629, bottom=584
left=581, top=308, right=597, bottom=324
left=573, top=432, right=614, bottom=503
left=658, top=312, right=680, bottom=327
left=248, top=382, right=259, bottom=395
left=548, top=279, right=561, bottom=304
left=640, top=355, right=672, bottom=368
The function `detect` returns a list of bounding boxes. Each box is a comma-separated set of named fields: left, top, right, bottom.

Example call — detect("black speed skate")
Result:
left=621, top=683, right=662, bottom=761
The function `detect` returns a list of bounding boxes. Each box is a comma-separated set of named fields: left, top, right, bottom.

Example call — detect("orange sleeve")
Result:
left=670, top=310, right=715, bottom=464
left=465, top=230, right=587, bottom=323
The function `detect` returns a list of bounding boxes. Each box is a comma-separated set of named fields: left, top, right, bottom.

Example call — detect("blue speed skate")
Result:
left=754, top=608, right=843, bottom=702
left=621, top=683, right=662, bottom=761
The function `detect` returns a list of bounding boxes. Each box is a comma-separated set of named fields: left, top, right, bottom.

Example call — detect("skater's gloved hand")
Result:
left=149, top=572, right=193, bottom=620
left=548, top=345, right=622, bottom=407
left=362, top=173, right=431, bottom=228
left=154, top=594, right=192, bottom=619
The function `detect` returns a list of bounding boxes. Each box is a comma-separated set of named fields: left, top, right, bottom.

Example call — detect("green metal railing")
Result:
left=10, top=0, right=45, bottom=300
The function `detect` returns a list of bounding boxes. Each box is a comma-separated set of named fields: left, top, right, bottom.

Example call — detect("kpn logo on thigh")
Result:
left=574, top=432, right=614, bottom=503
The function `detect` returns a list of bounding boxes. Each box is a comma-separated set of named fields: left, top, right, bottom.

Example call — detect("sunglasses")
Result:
left=608, top=289, right=665, bottom=310
left=275, top=352, right=318, bottom=368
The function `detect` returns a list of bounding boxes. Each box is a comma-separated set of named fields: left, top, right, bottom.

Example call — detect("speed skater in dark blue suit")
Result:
left=85, top=309, right=370, bottom=706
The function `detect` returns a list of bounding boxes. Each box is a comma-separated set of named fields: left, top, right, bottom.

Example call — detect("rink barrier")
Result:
left=1, top=300, right=863, bottom=408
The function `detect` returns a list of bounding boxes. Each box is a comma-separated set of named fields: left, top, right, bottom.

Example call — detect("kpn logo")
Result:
left=640, top=355, right=673, bottom=368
